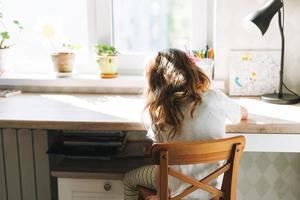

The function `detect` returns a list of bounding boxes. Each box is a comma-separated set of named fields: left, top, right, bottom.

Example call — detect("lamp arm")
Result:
left=278, top=9, right=284, bottom=97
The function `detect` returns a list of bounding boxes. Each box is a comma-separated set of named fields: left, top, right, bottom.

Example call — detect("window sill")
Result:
left=0, top=73, right=224, bottom=94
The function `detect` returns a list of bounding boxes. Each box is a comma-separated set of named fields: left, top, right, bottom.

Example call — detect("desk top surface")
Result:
left=0, top=93, right=299, bottom=133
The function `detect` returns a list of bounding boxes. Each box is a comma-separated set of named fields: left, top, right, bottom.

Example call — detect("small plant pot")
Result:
left=0, top=48, right=9, bottom=75
left=51, top=52, right=75, bottom=74
left=98, top=55, right=118, bottom=78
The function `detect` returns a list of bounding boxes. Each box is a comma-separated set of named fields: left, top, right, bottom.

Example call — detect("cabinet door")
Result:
left=2, top=129, right=22, bottom=200
left=58, top=178, right=124, bottom=200
left=0, top=129, right=51, bottom=200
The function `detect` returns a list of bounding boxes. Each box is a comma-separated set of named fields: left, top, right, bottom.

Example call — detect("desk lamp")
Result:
left=245, top=0, right=300, bottom=104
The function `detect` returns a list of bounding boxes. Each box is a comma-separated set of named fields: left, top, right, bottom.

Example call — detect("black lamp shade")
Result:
left=247, top=0, right=283, bottom=35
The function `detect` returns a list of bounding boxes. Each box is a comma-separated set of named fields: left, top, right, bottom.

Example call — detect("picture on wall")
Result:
left=229, top=49, right=280, bottom=96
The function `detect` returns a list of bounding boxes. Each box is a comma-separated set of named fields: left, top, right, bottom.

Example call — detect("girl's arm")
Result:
left=241, top=106, right=248, bottom=120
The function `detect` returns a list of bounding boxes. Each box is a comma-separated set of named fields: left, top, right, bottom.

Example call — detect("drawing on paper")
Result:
left=229, top=50, right=280, bottom=96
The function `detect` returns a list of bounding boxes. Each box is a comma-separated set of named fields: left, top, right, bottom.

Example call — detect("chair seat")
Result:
left=138, top=185, right=157, bottom=200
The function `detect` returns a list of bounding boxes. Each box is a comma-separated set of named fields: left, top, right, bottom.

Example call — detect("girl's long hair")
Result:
left=145, top=48, right=210, bottom=141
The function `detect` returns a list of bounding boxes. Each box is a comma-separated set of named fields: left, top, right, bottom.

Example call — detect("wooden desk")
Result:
left=0, top=93, right=299, bottom=133
left=0, top=93, right=299, bottom=152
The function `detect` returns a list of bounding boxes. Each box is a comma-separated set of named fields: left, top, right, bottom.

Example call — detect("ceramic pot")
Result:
left=98, top=55, right=118, bottom=78
left=51, top=52, right=75, bottom=73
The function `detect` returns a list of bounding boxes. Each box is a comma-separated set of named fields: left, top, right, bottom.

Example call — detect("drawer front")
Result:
left=58, top=178, right=124, bottom=200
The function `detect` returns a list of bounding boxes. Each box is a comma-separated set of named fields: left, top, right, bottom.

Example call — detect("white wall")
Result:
left=214, top=0, right=300, bottom=94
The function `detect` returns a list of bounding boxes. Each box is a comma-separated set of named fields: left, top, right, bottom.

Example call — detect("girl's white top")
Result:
left=147, top=89, right=242, bottom=200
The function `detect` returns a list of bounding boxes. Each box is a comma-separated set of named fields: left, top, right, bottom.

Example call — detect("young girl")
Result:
left=124, top=48, right=248, bottom=200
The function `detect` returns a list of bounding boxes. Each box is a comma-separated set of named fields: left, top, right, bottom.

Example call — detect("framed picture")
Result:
left=229, top=49, right=280, bottom=96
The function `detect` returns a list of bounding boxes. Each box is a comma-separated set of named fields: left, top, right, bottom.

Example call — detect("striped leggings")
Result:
left=124, top=165, right=156, bottom=200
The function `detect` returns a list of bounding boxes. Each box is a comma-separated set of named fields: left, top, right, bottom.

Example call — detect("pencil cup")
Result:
left=195, top=58, right=214, bottom=80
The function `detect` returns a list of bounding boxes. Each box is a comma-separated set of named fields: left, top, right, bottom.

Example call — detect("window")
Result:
left=110, top=0, right=210, bottom=74
left=112, top=0, right=209, bottom=53
left=1, top=0, right=211, bottom=75
left=113, top=0, right=193, bottom=52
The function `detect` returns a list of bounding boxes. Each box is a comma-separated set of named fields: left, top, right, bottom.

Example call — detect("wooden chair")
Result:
left=138, top=136, right=245, bottom=200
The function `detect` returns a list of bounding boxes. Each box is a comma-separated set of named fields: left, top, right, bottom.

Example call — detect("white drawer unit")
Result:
left=58, top=178, right=124, bottom=200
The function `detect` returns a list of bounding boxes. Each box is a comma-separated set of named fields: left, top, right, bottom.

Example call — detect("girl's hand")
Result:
left=146, top=195, right=159, bottom=200
left=241, top=106, right=248, bottom=120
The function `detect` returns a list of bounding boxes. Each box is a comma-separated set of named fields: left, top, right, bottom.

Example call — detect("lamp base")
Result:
left=261, top=93, right=300, bottom=105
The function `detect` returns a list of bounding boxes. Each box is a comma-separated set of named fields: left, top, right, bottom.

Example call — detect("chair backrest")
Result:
left=151, top=136, right=245, bottom=200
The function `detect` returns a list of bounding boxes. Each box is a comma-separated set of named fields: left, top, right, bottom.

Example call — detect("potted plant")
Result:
left=0, top=12, right=23, bottom=74
left=51, top=43, right=80, bottom=76
left=39, top=20, right=79, bottom=76
left=95, top=44, right=119, bottom=78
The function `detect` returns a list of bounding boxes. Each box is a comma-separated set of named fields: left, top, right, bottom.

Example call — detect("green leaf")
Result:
left=13, top=20, right=23, bottom=29
left=13, top=20, right=20, bottom=25
left=62, top=43, right=81, bottom=50
left=95, top=44, right=118, bottom=56
left=1, top=32, right=10, bottom=40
